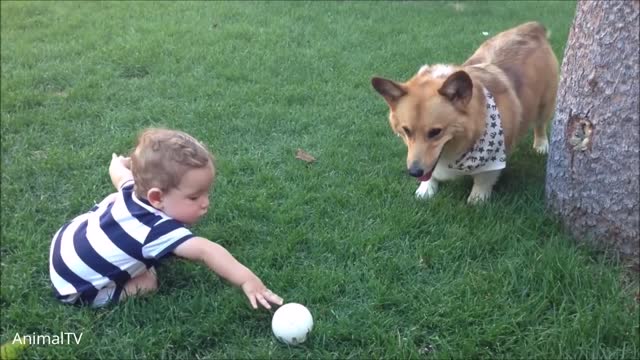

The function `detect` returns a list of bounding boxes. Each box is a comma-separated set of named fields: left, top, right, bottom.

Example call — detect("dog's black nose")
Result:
left=407, top=163, right=424, bottom=177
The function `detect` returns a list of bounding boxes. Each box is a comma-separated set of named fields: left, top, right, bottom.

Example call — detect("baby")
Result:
left=49, top=128, right=283, bottom=309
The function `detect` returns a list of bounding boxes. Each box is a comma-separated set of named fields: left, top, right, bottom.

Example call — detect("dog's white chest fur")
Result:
left=427, top=88, right=507, bottom=182
left=445, top=88, right=507, bottom=175
left=417, top=88, right=508, bottom=203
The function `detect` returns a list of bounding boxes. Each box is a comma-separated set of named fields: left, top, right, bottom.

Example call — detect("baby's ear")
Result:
left=147, top=188, right=164, bottom=209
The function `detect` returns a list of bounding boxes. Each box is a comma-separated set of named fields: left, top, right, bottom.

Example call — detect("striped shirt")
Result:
left=49, top=180, right=194, bottom=304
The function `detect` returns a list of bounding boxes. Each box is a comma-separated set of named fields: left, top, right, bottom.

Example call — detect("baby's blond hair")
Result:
left=130, top=128, right=215, bottom=198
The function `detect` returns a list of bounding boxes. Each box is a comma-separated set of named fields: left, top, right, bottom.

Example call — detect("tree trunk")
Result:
left=545, top=0, right=639, bottom=264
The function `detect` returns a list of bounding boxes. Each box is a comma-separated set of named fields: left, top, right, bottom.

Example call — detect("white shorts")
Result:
left=60, top=266, right=156, bottom=308
left=61, top=283, right=123, bottom=308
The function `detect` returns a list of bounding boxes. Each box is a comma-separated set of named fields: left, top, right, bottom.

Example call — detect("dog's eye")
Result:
left=402, top=126, right=412, bottom=136
left=427, top=128, right=442, bottom=139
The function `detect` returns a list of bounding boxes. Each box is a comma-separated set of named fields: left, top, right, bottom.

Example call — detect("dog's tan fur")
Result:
left=371, top=22, right=559, bottom=203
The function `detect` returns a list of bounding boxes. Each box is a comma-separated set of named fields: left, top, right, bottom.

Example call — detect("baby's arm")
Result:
left=109, top=153, right=133, bottom=190
left=173, top=237, right=283, bottom=309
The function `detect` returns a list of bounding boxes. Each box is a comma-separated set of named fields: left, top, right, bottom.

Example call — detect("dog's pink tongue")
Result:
left=418, top=171, right=432, bottom=182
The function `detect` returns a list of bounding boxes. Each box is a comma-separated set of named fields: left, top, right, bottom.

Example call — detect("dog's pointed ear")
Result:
left=371, top=77, right=407, bottom=108
left=438, top=70, right=473, bottom=110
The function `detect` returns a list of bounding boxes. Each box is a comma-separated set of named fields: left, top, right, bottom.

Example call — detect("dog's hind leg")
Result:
left=533, top=114, right=550, bottom=154
left=533, top=84, right=557, bottom=154
left=468, top=170, right=502, bottom=204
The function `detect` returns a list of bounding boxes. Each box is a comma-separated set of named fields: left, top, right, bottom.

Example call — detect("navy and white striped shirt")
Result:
left=49, top=180, right=194, bottom=304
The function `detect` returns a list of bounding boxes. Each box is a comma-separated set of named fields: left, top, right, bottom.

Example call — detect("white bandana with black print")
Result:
left=447, top=88, right=507, bottom=175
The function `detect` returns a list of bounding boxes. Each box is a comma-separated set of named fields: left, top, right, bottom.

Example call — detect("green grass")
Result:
left=2, top=1, right=638, bottom=359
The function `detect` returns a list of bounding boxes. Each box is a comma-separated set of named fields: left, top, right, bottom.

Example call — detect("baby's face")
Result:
left=161, top=163, right=215, bottom=225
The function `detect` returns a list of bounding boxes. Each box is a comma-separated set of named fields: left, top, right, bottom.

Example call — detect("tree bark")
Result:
left=545, top=0, right=639, bottom=264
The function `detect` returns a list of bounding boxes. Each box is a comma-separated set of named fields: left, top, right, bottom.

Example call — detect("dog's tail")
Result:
left=544, top=25, right=552, bottom=40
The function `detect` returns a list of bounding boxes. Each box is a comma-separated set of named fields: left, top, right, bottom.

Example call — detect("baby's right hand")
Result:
left=110, top=153, right=133, bottom=189
left=241, top=276, right=284, bottom=310
left=111, top=153, right=131, bottom=169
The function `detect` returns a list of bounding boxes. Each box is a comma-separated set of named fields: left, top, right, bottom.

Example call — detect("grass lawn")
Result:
left=2, top=1, right=638, bottom=358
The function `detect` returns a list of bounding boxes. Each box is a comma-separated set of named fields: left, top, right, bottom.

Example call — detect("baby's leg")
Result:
left=120, top=267, right=158, bottom=301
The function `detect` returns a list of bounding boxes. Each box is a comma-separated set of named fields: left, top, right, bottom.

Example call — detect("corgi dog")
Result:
left=371, top=22, right=559, bottom=204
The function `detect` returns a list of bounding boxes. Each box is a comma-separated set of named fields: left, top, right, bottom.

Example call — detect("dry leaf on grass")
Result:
left=295, top=148, right=316, bottom=163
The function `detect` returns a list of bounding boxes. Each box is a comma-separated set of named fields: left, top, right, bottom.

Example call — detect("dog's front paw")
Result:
left=415, top=180, right=438, bottom=200
left=533, top=138, right=549, bottom=154
left=467, top=189, right=491, bottom=204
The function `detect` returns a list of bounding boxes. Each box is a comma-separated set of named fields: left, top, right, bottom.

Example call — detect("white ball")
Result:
left=271, top=303, right=313, bottom=345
